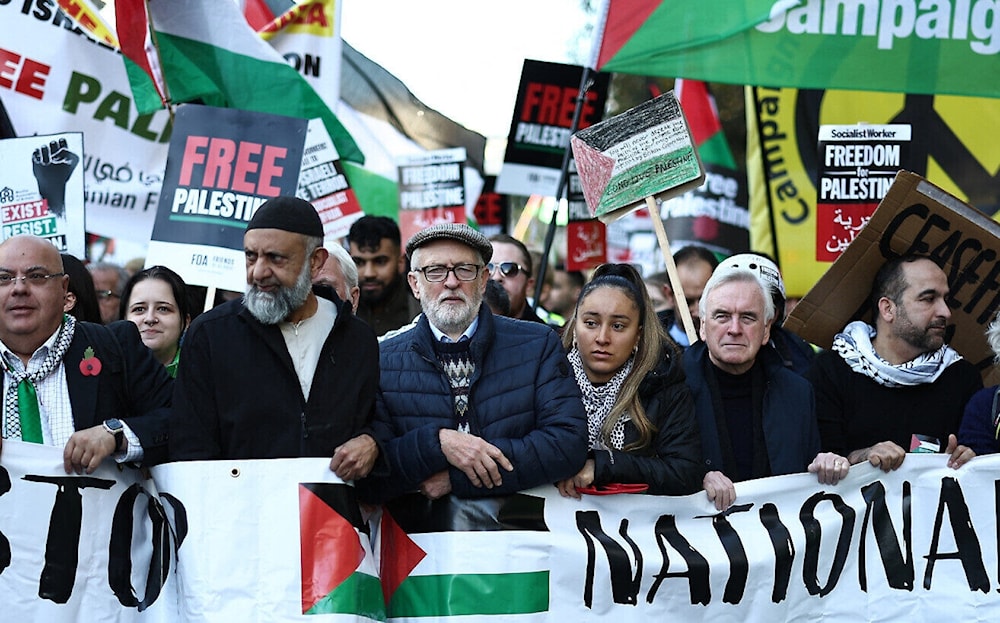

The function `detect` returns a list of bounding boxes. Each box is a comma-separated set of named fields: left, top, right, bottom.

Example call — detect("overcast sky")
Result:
left=340, top=0, right=594, bottom=141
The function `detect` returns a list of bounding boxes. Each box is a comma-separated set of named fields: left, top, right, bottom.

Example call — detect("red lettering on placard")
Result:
left=179, top=136, right=209, bottom=186
left=205, top=138, right=237, bottom=189
left=0, top=48, right=50, bottom=100
left=257, top=146, right=287, bottom=196
left=178, top=136, right=288, bottom=194
left=521, top=82, right=598, bottom=128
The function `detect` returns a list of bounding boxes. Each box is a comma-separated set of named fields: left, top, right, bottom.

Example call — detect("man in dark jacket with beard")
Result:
left=169, top=197, right=380, bottom=482
left=684, top=264, right=833, bottom=511
left=360, top=223, right=587, bottom=503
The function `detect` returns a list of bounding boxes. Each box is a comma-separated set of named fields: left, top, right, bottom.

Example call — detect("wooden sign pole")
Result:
left=203, top=285, right=216, bottom=314
left=645, top=196, right=697, bottom=344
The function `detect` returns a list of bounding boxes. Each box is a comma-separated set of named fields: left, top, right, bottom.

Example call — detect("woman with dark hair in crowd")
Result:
left=119, top=265, right=191, bottom=377
left=556, top=263, right=702, bottom=497
left=61, top=253, right=102, bottom=323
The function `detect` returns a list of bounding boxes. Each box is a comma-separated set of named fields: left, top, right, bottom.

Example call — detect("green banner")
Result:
left=597, top=0, right=1000, bottom=98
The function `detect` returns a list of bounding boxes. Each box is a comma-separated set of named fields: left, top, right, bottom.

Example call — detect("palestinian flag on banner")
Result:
left=299, top=482, right=385, bottom=619
left=116, top=0, right=363, bottom=164
left=379, top=494, right=551, bottom=618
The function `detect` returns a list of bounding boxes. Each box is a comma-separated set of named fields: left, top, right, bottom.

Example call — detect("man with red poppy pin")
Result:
left=0, top=235, right=173, bottom=472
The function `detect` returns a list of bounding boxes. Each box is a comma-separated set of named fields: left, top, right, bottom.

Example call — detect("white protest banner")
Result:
left=8, top=447, right=1000, bottom=620
left=152, top=458, right=383, bottom=621
left=0, top=441, right=176, bottom=622
left=1, top=5, right=171, bottom=252
left=0, top=133, right=86, bottom=256
left=380, top=455, right=1000, bottom=621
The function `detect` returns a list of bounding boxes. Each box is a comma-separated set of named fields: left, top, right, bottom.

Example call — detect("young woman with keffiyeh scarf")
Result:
left=555, top=264, right=702, bottom=497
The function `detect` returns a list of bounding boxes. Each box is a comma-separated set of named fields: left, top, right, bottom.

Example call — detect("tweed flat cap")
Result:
left=246, top=196, right=324, bottom=238
left=405, top=223, right=493, bottom=263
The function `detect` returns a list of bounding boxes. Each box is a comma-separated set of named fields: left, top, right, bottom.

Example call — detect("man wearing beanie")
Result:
left=170, top=196, right=381, bottom=481
left=358, top=223, right=586, bottom=503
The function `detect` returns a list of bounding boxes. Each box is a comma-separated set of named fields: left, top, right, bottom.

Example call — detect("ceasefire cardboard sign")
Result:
left=785, top=171, right=1000, bottom=386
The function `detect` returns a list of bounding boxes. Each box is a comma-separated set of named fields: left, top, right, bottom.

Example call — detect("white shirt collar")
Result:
left=429, top=315, right=479, bottom=343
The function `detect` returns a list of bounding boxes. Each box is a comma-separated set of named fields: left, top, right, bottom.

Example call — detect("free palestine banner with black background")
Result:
left=146, top=105, right=306, bottom=292
left=495, top=59, right=610, bottom=198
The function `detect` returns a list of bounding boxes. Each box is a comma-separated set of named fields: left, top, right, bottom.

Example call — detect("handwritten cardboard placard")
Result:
left=785, top=170, right=1000, bottom=385
left=570, top=91, right=705, bottom=223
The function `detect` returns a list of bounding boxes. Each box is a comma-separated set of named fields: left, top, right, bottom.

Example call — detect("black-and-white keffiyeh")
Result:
left=3, top=314, right=76, bottom=438
left=832, top=320, right=962, bottom=387
left=568, top=347, right=633, bottom=450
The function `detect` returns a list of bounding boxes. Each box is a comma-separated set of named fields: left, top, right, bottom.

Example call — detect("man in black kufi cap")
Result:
left=170, top=196, right=382, bottom=480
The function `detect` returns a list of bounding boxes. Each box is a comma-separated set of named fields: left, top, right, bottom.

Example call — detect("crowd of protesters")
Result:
left=0, top=198, right=993, bottom=516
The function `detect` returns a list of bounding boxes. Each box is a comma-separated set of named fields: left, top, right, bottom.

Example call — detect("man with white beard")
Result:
left=359, top=223, right=586, bottom=502
left=169, top=197, right=381, bottom=482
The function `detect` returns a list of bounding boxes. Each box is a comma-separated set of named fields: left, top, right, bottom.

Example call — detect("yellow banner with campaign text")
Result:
left=747, top=87, right=1000, bottom=297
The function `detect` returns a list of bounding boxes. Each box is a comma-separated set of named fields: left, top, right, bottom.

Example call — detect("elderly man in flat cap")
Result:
left=359, top=223, right=586, bottom=502
left=170, top=196, right=380, bottom=481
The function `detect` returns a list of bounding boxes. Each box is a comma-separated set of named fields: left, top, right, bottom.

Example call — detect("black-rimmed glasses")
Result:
left=0, top=272, right=65, bottom=287
left=414, top=264, right=482, bottom=282
left=486, top=262, right=524, bottom=278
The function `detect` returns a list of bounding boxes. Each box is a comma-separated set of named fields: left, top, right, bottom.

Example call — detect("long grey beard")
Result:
left=244, top=261, right=312, bottom=325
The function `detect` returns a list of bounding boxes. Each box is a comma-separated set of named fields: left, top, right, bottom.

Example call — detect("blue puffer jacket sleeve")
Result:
left=360, top=307, right=588, bottom=503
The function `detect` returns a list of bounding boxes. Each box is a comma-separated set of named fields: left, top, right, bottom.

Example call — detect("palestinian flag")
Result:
left=246, top=0, right=486, bottom=224
left=299, top=483, right=385, bottom=619
left=117, top=0, right=363, bottom=164
left=114, top=0, right=168, bottom=113
left=674, top=79, right=737, bottom=170
left=379, top=493, right=551, bottom=618
left=659, top=79, right=748, bottom=257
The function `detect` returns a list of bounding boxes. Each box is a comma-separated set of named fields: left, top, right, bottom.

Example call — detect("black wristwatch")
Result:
left=103, top=418, right=125, bottom=452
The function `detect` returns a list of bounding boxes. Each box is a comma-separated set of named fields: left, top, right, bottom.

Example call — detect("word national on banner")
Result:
left=3, top=442, right=1000, bottom=621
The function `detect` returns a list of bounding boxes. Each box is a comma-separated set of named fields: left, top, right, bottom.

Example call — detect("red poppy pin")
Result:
left=80, top=346, right=102, bottom=376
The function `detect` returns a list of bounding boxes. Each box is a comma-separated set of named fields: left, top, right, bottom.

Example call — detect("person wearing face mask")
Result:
left=555, top=263, right=702, bottom=498
left=119, top=266, right=191, bottom=378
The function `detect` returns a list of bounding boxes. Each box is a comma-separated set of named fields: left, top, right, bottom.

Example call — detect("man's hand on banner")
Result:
left=63, top=425, right=117, bottom=474
left=807, top=452, right=851, bottom=485
left=439, top=428, right=513, bottom=489
left=419, top=470, right=452, bottom=500
left=32, top=138, right=79, bottom=219
left=849, top=441, right=906, bottom=472
left=329, top=433, right=378, bottom=481
left=945, top=434, right=976, bottom=469
left=703, top=470, right=736, bottom=511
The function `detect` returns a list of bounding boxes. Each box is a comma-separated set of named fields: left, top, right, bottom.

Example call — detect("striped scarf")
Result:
left=3, top=314, right=76, bottom=439
left=832, top=320, right=962, bottom=387
left=568, top=347, right=632, bottom=451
